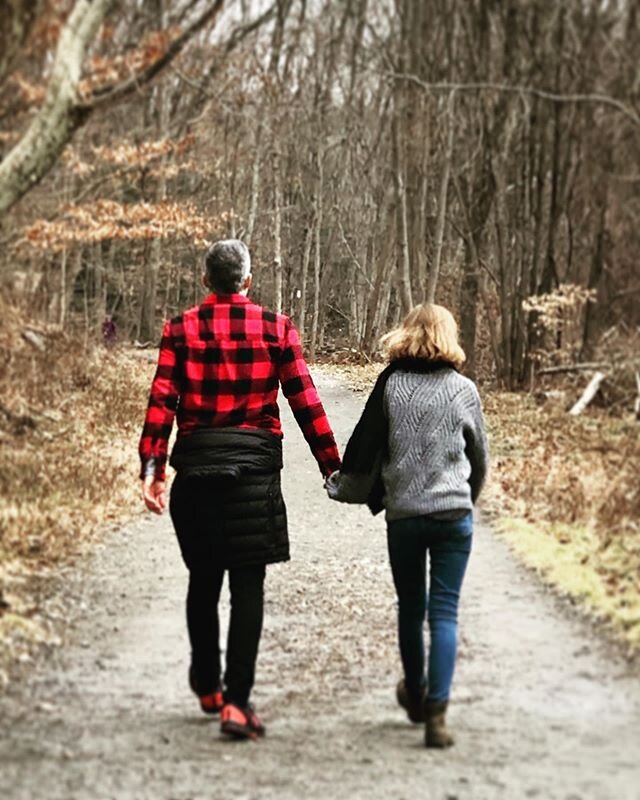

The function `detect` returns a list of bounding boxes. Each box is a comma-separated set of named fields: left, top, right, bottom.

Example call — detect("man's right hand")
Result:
left=142, top=476, right=167, bottom=514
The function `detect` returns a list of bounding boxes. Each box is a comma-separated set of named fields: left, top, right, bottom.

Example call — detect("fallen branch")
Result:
left=613, top=285, right=640, bottom=299
left=538, top=362, right=610, bottom=375
left=325, top=303, right=352, bottom=324
left=38, top=425, right=73, bottom=442
left=21, top=329, right=46, bottom=352
left=569, top=372, right=606, bottom=416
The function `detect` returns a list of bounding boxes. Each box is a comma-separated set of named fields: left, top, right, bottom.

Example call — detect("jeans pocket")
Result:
left=448, top=512, right=473, bottom=542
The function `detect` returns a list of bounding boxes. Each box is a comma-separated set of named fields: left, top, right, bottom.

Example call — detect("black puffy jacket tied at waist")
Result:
left=168, top=427, right=289, bottom=570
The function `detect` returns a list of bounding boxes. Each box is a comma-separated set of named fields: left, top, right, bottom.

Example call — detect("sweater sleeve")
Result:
left=462, top=384, right=490, bottom=503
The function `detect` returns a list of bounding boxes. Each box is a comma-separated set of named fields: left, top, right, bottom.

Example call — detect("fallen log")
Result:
left=569, top=372, right=606, bottom=416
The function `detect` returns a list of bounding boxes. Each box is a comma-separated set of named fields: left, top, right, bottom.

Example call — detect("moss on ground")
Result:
left=496, top=518, right=640, bottom=650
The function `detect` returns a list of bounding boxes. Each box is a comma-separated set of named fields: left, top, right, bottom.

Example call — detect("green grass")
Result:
left=497, top=517, right=640, bottom=651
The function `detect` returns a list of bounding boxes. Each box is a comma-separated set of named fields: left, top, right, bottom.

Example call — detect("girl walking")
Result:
left=327, top=304, right=488, bottom=748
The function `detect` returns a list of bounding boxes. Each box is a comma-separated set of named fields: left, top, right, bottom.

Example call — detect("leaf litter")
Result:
left=0, top=297, right=154, bottom=682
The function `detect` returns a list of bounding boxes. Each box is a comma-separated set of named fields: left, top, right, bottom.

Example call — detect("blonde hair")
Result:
left=380, top=303, right=466, bottom=367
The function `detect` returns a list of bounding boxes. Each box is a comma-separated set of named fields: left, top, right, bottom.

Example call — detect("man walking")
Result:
left=138, top=240, right=341, bottom=739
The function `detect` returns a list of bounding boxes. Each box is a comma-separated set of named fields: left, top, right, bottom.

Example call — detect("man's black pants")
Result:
left=187, top=565, right=266, bottom=707
left=170, top=472, right=280, bottom=709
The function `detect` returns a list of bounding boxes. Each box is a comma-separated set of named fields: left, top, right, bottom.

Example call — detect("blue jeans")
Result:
left=387, top=513, right=473, bottom=702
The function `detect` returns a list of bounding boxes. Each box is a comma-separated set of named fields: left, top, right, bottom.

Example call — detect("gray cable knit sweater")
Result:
left=382, top=368, right=488, bottom=520
left=327, top=367, right=489, bottom=521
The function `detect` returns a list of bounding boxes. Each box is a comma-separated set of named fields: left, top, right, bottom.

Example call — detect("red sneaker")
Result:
left=220, top=703, right=266, bottom=740
left=198, top=689, right=224, bottom=715
left=244, top=704, right=266, bottom=737
left=189, top=666, right=223, bottom=715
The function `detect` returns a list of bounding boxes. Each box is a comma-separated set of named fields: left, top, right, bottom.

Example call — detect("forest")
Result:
left=1, top=0, right=638, bottom=385
left=1, top=2, right=640, bottom=796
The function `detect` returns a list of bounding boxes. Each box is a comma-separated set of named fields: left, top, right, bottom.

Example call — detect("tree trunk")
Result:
left=298, top=217, right=313, bottom=342
left=94, top=242, right=106, bottom=338
left=391, top=114, right=413, bottom=313
left=581, top=193, right=609, bottom=359
left=362, top=225, right=392, bottom=351
left=309, top=159, right=323, bottom=360
left=459, top=240, right=480, bottom=377
left=272, top=148, right=284, bottom=313
left=244, top=123, right=262, bottom=247
left=0, top=0, right=110, bottom=216
left=139, top=5, right=169, bottom=342
left=426, top=92, right=456, bottom=304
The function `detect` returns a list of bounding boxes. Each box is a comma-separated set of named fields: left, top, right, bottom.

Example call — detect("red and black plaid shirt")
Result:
left=139, top=293, right=341, bottom=481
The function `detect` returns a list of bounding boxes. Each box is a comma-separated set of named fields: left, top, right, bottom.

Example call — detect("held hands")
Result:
left=142, top=476, right=167, bottom=514
left=324, top=469, right=341, bottom=499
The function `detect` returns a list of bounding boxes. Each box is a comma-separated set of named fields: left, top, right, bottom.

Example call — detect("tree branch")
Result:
left=0, top=0, right=237, bottom=217
left=82, top=0, right=226, bottom=109
left=386, top=72, right=640, bottom=128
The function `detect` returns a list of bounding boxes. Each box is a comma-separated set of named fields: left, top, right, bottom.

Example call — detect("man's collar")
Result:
left=202, top=293, right=250, bottom=305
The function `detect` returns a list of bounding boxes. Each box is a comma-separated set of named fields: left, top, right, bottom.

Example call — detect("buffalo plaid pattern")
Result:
left=139, top=293, right=341, bottom=481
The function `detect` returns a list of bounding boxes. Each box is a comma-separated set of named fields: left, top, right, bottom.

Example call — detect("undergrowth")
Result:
left=483, top=392, right=640, bottom=652
left=0, top=298, right=153, bottom=679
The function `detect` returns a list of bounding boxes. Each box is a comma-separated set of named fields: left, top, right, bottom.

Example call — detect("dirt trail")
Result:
left=1, top=372, right=639, bottom=800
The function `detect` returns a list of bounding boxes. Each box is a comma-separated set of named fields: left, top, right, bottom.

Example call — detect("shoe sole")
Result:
left=221, top=721, right=258, bottom=740
left=425, top=736, right=454, bottom=749
left=200, top=703, right=223, bottom=715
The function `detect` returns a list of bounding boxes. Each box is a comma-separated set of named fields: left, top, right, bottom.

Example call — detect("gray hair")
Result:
left=204, top=239, right=251, bottom=293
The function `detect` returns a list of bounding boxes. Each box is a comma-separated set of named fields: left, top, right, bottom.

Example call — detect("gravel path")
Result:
left=1, top=372, right=639, bottom=800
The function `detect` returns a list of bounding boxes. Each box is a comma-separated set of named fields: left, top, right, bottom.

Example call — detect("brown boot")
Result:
left=425, top=699, right=454, bottom=748
left=396, top=679, right=427, bottom=723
